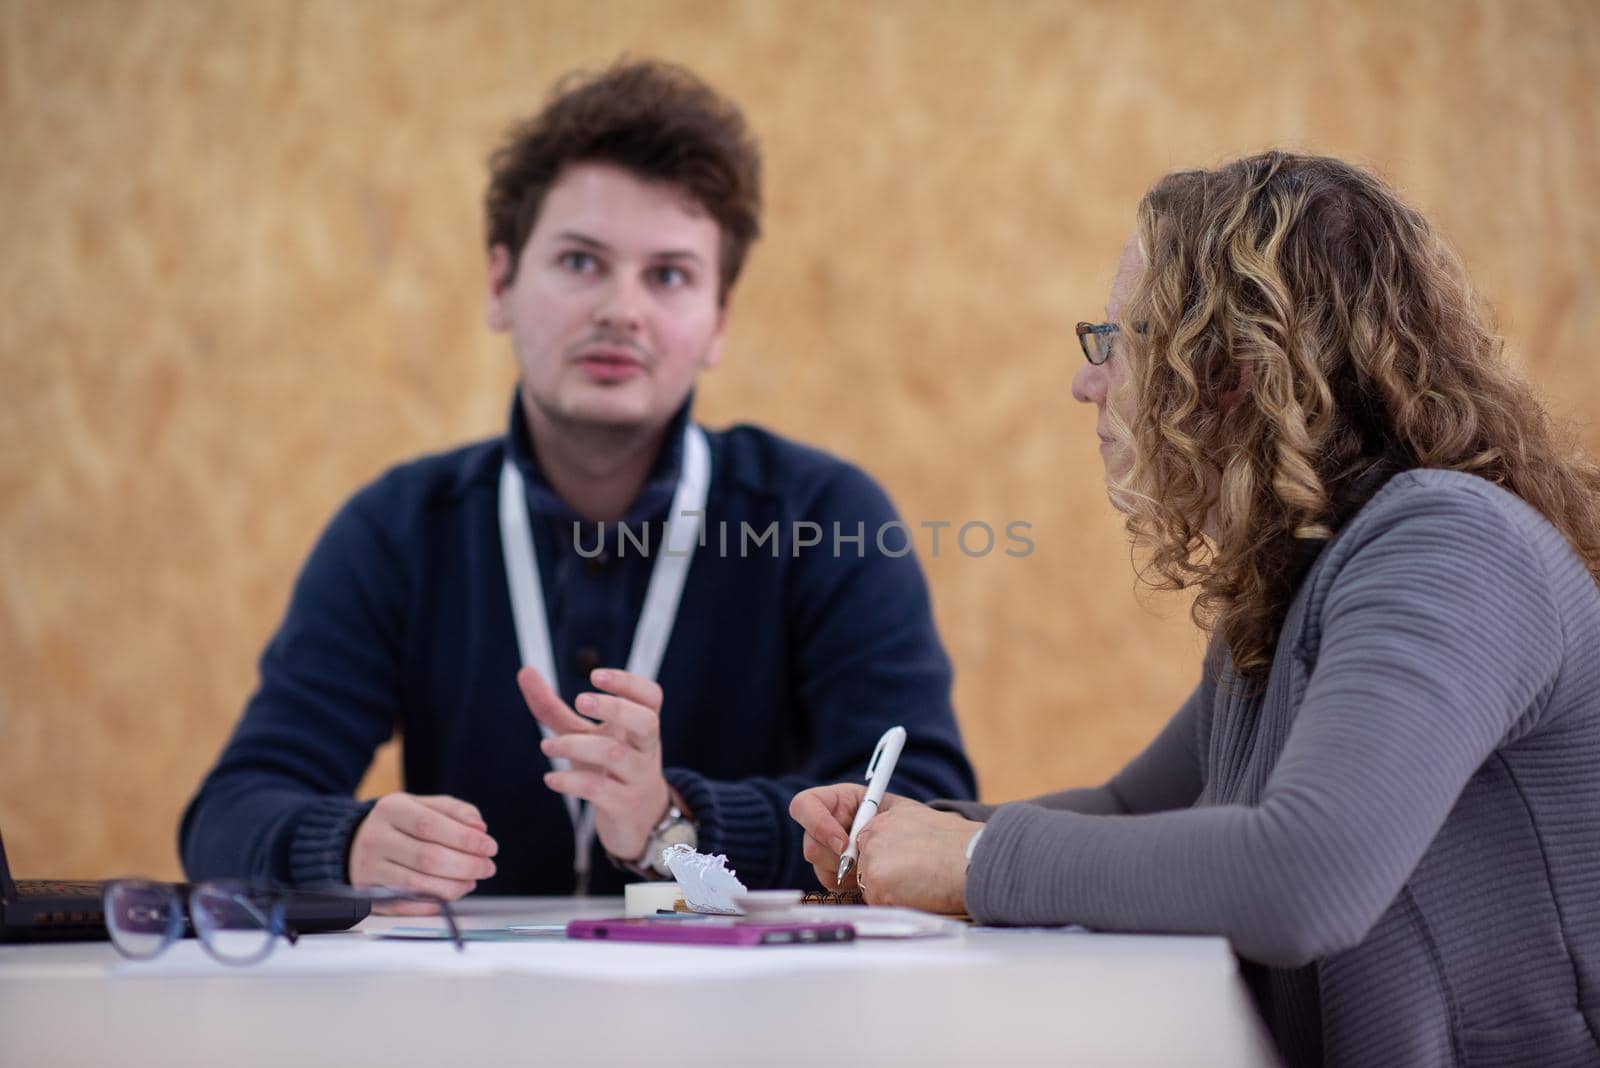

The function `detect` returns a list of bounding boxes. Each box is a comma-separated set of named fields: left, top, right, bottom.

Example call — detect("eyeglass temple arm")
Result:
left=438, top=903, right=465, bottom=951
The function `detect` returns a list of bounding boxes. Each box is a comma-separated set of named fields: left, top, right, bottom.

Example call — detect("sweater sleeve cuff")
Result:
left=664, top=767, right=784, bottom=889
left=288, top=797, right=377, bottom=886
left=962, top=801, right=1076, bottom=925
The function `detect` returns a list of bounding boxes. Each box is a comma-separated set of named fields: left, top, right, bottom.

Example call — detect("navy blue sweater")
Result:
left=180, top=401, right=975, bottom=895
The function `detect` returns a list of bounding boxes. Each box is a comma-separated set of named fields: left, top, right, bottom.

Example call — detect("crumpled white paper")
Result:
left=660, top=844, right=747, bottom=914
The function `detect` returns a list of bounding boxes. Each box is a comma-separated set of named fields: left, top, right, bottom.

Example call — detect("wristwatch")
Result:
left=618, top=801, right=698, bottom=878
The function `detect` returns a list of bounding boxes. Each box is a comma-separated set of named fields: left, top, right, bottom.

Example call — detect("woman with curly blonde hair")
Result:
left=793, top=152, right=1600, bottom=1066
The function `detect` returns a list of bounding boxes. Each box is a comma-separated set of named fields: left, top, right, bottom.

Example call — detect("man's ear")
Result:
left=702, top=301, right=730, bottom=370
left=485, top=245, right=515, bottom=332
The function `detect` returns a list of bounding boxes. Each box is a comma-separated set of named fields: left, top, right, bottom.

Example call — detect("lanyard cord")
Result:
left=497, top=424, right=710, bottom=892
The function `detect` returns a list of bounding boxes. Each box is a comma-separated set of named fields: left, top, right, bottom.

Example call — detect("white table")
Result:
left=0, top=896, right=1280, bottom=1066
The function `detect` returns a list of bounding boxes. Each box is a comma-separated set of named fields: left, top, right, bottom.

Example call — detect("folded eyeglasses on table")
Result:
left=102, top=880, right=464, bottom=965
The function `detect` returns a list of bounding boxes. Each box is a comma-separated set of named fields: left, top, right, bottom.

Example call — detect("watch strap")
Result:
left=610, top=801, right=692, bottom=879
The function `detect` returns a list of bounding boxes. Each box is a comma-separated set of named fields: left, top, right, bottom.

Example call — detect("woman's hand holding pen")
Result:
left=791, top=782, right=875, bottom=892
left=790, top=785, right=977, bottom=915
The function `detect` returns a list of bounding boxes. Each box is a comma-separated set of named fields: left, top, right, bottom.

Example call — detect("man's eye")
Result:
left=558, top=251, right=599, bottom=273
left=651, top=265, right=689, bottom=288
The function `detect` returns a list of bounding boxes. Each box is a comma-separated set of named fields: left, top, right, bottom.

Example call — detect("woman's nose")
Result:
left=1071, top=359, right=1104, bottom=407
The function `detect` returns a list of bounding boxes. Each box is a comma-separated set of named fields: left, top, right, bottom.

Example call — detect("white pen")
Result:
left=837, top=725, right=907, bottom=884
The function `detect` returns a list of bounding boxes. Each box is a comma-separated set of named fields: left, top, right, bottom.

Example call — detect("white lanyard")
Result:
left=497, top=424, right=710, bottom=891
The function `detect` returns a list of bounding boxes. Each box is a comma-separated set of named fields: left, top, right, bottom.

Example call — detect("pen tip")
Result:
left=837, top=857, right=853, bottom=883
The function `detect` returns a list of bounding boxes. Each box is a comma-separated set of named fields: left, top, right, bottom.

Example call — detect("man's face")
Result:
left=487, top=162, right=727, bottom=436
left=1071, top=233, right=1141, bottom=487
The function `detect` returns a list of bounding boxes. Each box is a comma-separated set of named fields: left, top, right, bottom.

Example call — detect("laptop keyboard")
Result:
left=15, top=879, right=105, bottom=898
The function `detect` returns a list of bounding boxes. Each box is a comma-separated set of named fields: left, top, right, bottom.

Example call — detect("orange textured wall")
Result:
left=2, top=0, right=1596, bottom=879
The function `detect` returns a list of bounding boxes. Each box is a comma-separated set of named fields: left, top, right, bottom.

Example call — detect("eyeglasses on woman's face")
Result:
left=1076, top=321, right=1121, bottom=366
left=1077, top=320, right=1149, bottom=367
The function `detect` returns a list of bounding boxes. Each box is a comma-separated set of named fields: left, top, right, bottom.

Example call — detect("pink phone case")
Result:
left=565, top=917, right=855, bottom=946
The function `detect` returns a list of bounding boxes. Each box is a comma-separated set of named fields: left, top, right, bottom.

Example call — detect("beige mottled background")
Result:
left=2, top=0, right=1596, bottom=880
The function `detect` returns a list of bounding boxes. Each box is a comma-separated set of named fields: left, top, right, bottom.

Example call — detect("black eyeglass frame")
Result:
left=103, top=879, right=300, bottom=967
left=1076, top=321, right=1121, bottom=366
left=307, top=883, right=466, bottom=950
left=300, top=883, right=466, bottom=952
left=103, top=879, right=466, bottom=966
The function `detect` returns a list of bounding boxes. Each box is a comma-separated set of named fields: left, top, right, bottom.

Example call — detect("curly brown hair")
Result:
left=1114, top=151, right=1600, bottom=684
left=484, top=58, right=762, bottom=302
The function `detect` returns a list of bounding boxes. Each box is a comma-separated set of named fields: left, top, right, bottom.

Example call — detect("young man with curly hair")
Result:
left=182, top=60, right=974, bottom=902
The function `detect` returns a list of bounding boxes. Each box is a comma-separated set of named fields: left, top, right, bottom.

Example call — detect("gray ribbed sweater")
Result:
left=944, top=470, right=1600, bottom=1067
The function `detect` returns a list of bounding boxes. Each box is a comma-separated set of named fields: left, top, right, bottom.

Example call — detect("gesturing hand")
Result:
left=790, top=784, right=977, bottom=914
left=347, top=793, right=498, bottom=915
left=518, top=665, right=674, bottom=864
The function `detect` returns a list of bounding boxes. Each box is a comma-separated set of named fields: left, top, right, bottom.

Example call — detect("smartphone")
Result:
left=565, top=917, right=855, bottom=946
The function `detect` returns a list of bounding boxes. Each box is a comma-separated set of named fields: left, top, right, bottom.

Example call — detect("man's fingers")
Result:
left=370, top=899, right=443, bottom=917
left=413, top=794, right=488, bottom=832
left=368, top=859, right=477, bottom=902
left=385, top=795, right=498, bottom=858
left=384, top=824, right=497, bottom=882
left=542, top=733, right=644, bottom=778
left=587, top=668, right=663, bottom=713
left=518, top=666, right=597, bottom=735
left=544, top=768, right=616, bottom=807
left=571, top=693, right=658, bottom=750
left=348, top=793, right=496, bottom=891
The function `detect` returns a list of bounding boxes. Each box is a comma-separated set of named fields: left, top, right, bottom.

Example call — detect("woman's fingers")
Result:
left=789, top=785, right=860, bottom=854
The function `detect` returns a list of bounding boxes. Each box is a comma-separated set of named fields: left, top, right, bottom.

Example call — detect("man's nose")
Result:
left=592, top=275, right=644, bottom=332
left=1070, top=359, right=1104, bottom=406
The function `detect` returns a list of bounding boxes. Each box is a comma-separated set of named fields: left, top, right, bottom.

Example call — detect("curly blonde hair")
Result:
left=1114, top=151, right=1600, bottom=684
